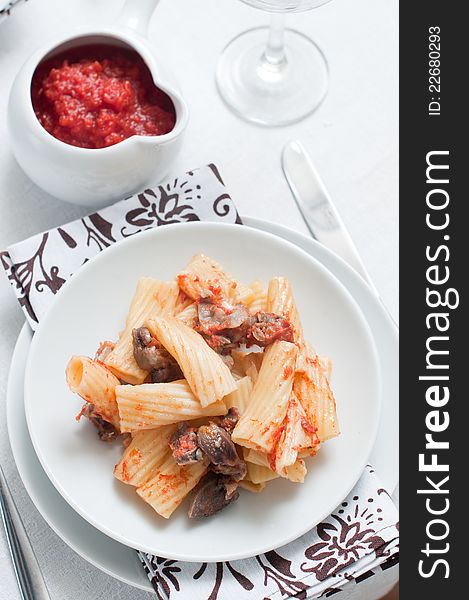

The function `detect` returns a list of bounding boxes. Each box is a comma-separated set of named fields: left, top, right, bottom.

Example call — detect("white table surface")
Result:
left=0, top=0, right=398, bottom=598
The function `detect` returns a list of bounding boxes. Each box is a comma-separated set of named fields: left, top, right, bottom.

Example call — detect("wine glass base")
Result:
left=216, top=27, right=329, bottom=127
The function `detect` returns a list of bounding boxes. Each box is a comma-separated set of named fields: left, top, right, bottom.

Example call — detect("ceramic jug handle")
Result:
left=116, top=0, right=161, bottom=37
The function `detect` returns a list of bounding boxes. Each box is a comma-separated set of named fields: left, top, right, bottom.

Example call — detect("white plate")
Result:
left=7, top=217, right=397, bottom=590
left=23, top=222, right=381, bottom=562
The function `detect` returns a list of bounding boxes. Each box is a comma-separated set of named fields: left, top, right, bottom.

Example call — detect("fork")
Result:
left=0, top=464, right=51, bottom=600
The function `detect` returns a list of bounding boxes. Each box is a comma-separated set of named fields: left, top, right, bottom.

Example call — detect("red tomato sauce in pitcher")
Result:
left=31, top=45, right=176, bottom=149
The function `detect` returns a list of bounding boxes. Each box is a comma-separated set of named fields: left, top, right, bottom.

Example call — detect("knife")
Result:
left=282, top=140, right=397, bottom=327
left=282, top=140, right=379, bottom=292
left=0, top=464, right=51, bottom=600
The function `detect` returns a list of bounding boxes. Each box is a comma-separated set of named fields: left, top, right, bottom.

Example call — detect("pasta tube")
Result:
left=243, top=447, right=270, bottom=467
left=147, top=315, right=237, bottom=407
left=137, top=451, right=208, bottom=518
left=244, top=448, right=307, bottom=483
left=66, top=356, right=120, bottom=428
left=266, top=277, right=305, bottom=348
left=105, top=278, right=178, bottom=384
left=272, top=394, right=320, bottom=477
left=246, top=462, right=279, bottom=484
left=266, top=276, right=307, bottom=370
left=176, top=254, right=237, bottom=301
left=283, top=459, right=307, bottom=483
left=116, top=380, right=227, bottom=432
left=245, top=280, right=267, bottom=314
left=114, top=425, right=176, bottom=486
left=293, top=345, right=340, bottom=442
left=233, top=282, right=256, bottom=305
left=239, top=480, right=266, bottom=493
left=223, top=376, right=253, bottom=414
left=232, top=340, right=297, bottom=453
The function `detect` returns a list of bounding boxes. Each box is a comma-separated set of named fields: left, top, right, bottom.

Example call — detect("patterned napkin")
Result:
left=1, top=164, right=240, bottom=329
left=139, top=465, right=398, bottom=600
left=0, top=0, right=27, bottom=24
left=1, top=164, right=398, bottom=599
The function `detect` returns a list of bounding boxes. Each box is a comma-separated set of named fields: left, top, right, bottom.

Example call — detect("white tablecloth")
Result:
left=0, top=0, right=398, bottom=598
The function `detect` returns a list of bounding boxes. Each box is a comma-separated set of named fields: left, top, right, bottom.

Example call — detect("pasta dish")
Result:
left=65, top=254, right=339, bottom=519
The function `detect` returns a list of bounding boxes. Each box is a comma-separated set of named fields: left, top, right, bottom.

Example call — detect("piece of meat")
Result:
left=197, top=298, right=253, bottom=334
left=132, top=326, right=166, bottom=370
left=169, top=423, right=204, bottom=465
left=196, top=298, right=255, bottom=356
left=188, top=473, right=240, bottom=518
left=197, top=300, right=233, bottom=333
left=247, top=312, right=294, bottom=347
left=150, top=363, right=183, bottom=383
left=197, top=422, right=246, bottom=481
left=196, top=297, right=293, bottom=356
left=196, top=298, right=255, bottom=360
left=167, top=409, right=247, bottom=507
left=211, top=459, right=247, bottom=480
left=197, top=423, right=239, bottom=466
left=222, top=476, right=240, bottom=501
left=211, top=407, right=240, bottom=433
left=132, top=327, right=182, bottom=380
left=80, top=403, right=119, bottom=442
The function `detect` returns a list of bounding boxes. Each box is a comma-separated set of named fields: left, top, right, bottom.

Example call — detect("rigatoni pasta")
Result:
left=104, top=279, right=178, bottom=384
left=66, top=254, right=339, bottom=521
left=147, top=315, right=237, bottom=407
left=239, top=480, right=266, bottom=493
left=267, top=276, right=308, bottom=371
left=267, top=276, right=305, bottom=350
left=246, top=280, right=267, bottom=314
left=223, top=376, right=253, bottom=413
left=246, top=461, right=279, bottom=484
left=232, top=341, right=297, bottom=453
left=116, top=380, right=227, bottom=432
left=136, top=451, right=208, bottom=519
left=271, top=394, right=320, bottom=478
left=114, top=426, right=176, bottom=486
left=293, top=344, right=340, bottom=442
left=176, top=254, right=236, bottom=301
left=243, top=447, right=308, bottom=483
left=66, top=355, right=121, bottom=429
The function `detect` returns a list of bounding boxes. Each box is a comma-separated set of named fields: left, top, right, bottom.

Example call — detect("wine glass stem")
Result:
left=262, top=13, right=287, bottom=68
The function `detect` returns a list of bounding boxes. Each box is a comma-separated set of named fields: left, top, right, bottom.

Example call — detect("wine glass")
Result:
left=216, top=0, right=333, bottom=126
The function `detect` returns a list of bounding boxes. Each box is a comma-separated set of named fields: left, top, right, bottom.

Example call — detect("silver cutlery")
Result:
left=282, top=140, right=398, bottom=327
left=0, top=464, right=51, bottom=600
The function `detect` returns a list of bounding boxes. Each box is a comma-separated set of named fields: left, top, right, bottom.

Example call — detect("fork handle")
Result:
left=0, top=465, right=51, bottom=600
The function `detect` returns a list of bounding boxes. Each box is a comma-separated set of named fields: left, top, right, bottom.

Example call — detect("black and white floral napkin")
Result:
left=139, top=465, right=398, bottom=600
left=0, top=0, right=27, bottom=24
left=1, top=164, right=240, bottom=329
left=1, top=164, right=398, bottom=599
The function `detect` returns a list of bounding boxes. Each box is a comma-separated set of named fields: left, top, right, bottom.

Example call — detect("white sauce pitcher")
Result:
left=8, top=0, right=189, bottom=209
